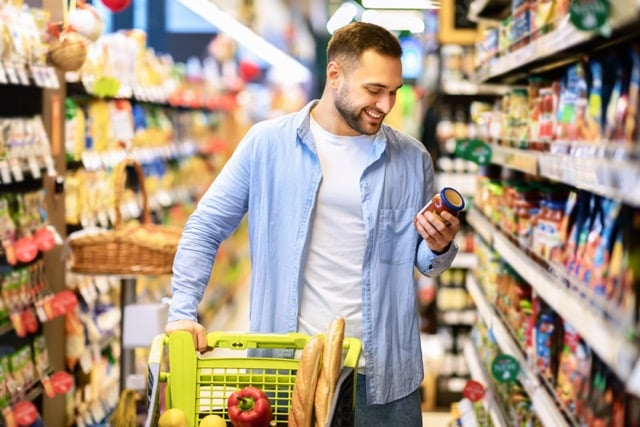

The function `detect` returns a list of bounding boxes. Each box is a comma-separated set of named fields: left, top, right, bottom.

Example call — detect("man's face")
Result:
left=332, top=50, right=403, bottom=136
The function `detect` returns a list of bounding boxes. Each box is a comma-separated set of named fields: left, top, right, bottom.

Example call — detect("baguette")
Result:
left=314, top=317, right=345, bottom=427
left=289, top=335, right=324, bottom=427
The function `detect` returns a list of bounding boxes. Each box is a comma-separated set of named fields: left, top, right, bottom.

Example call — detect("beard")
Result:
left=334, top=89, right=383, bottom=136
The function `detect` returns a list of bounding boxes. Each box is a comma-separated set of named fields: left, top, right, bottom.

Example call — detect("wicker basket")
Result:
left=67, top=159, right=181, bottom=276
left=48, top=31, right=88, bottom=72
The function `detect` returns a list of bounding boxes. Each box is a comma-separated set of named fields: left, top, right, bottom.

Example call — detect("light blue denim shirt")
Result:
left=169, top=100, right=457, bottom=404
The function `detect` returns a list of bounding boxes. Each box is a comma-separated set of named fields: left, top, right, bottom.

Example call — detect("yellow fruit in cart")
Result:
left=158, top=408, right=188, bottom=427
left=199, top=414, right=226, bottom=427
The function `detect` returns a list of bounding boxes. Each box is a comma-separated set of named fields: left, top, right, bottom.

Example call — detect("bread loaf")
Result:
left=289, top=335, right=324, bottom=427
left=314, top=317, right=345, bottom=427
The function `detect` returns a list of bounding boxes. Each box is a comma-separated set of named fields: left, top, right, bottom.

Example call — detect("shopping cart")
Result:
left=145, top=331, right=362, bottom=427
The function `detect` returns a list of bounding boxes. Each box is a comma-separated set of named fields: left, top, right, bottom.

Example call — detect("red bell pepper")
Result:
left=227, top=386, right=273, bottom=427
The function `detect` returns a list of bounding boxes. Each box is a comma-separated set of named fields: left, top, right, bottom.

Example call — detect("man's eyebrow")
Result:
left=364, top=83, right=404, bottom=90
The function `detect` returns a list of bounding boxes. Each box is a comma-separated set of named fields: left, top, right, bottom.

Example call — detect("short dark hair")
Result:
left=327, top=22, right=403, bottom=69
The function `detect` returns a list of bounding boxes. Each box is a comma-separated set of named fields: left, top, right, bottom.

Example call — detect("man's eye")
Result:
left=366, top=87, right=380, bottom=95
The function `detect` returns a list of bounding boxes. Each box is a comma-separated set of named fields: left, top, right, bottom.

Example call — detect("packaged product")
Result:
left=588, top=198, right=622, bottom=296
left=585, top=59, right=605, bottom=142
left=603, top=50, right=632, bottom=146
left=534, top=300, right=563, bottom=385
left=606, top=207, right=640, bottom=330
left=555, top=320, right=592, bottom=419
left=624, top=43, right=640, bottom=148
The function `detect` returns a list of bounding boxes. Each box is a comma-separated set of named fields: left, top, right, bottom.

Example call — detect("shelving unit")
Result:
left=467, top=207, right=640, bottom=396
left=465, top=274, right=575, bottom=426
left=474, top=0, right=640, bottom=83
left=457, top=4, right=640, bottom=422
left=487, top=144, right=640, bottom=207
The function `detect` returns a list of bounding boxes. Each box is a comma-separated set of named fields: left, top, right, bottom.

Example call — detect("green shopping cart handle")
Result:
left=206, top=332, right=362, bottom=369
left=206, top=331, right=310, bottom=350
left=148, top=331, right=362, bottom=369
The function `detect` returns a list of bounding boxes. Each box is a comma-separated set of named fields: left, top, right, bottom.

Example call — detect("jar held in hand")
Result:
left=417, top=187, right=466, bottom=226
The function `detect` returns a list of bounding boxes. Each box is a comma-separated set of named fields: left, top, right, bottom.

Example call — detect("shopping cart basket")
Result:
left=145, top=331, right=362, bottom=427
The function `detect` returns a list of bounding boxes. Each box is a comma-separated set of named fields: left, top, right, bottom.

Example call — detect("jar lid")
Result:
left=440, top=187, right=466, bottom=211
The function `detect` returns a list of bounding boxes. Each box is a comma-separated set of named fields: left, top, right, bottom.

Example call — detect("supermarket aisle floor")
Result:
left=421, top=412, right=452, bottom=426
left=217, top=281, right=452, bottom=427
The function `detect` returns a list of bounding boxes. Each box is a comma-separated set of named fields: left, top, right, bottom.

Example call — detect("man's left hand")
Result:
left=414, top=210, right=460, bottom=254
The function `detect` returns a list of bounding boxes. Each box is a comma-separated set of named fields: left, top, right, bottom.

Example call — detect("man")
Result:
left=165, top=21, right=460, bottom=426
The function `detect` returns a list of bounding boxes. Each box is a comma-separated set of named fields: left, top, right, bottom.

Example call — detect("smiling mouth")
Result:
left=364, top=108, right=383, bottom=121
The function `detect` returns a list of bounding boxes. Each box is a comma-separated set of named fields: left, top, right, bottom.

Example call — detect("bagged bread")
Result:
left=289, top=335, right=324, bottom=427
left=314, top=317, right=345, bottom=427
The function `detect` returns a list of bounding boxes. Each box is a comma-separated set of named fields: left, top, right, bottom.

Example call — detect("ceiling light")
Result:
left=362, top=0, right=440, bottom=9
left=326, top=2, right=361, bottom=34
left=361, top=10, right=425, bottom=33
left=174, top=0, right=311, bottom=84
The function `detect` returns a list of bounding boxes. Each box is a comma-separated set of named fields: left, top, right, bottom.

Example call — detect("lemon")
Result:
left=199, top=414, right=226, bottom=427
left=158, top=408, right=188, bottom=427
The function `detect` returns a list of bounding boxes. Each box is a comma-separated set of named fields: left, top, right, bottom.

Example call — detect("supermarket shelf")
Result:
left=463, top=340, right=510, bottom=427
left=537, top=152, right=640, bottom=207
left=488, top=144, right=640, bottom=208
left=467, top=207, right=640, bottom=396
left=475, top=2, right=640, bottom=83
left=441, top=81, right=511, bottom=96
left=452, top=252, right=478, bottom=270
left=466, top=274, right=572, bottom=427
left=489, top=144, right=539, bottom=175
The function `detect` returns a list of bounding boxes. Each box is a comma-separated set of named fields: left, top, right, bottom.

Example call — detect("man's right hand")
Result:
left=165, top=319, right=208, bottom=352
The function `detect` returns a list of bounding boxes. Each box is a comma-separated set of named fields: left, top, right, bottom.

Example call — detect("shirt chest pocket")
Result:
left=378, top=208, right=417, bottom=265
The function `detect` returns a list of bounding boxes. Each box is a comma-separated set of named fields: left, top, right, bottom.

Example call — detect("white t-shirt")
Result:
left=298, top=116, right=373, bottom=369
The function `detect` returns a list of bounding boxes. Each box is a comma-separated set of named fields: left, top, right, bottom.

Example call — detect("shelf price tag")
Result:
left=43, top=155, right=57, bottom=176
left=12, top=401, right=38, bottom=427
left=9, top=158, right=24, bottom=182
left=462, top=380, right=486, bottom=402
left=3, top=62, right=19, bottom=85
left=27, top=156, right=41, bottom=179
left=0, top=160, right=12, bottom=184
left=0, top=63, right=8, bottom=84
left=570, top=0, right=610, bottom=32
left=16, top=64, right=30, bottom=86
left=491, top=354, right=520, bottom=383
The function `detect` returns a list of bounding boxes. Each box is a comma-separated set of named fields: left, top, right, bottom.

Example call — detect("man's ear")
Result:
left=326, top=61, right=341, bottom=88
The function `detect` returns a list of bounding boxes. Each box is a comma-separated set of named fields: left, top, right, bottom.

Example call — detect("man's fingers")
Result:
left=194, top=325, right=208, bottom=352
left=165, top=319, right=209, bottom=352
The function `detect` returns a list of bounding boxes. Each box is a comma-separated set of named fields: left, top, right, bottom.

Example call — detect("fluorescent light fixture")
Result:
left=361, top=10, right=425, bottom=33
left=174, top=0, right=311, bottom=84
left=362, top=0, right=440, bottom=9
left=326, top=2, right=360, bottom=34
